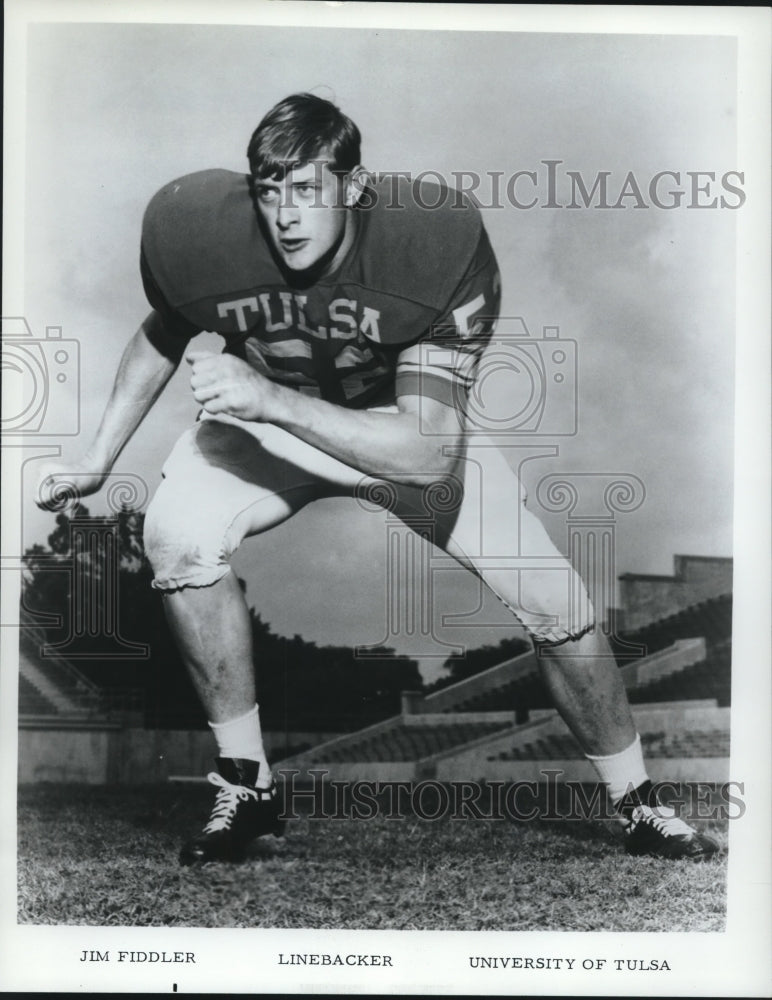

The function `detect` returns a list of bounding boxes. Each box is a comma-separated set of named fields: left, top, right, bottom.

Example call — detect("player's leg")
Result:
left=390, top=441, right=636, bottom=752
left=160, top=574, right=258, bottom=725
left=144, top=416, right=329, bottom=722
left=390, top=442, right=717, bottom=859
left=143, top=415, right=363, bottom=862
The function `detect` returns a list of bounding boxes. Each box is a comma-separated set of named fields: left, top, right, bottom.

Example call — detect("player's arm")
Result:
left=82, top=309, right=187, bottom=471
left=35, top=310, right=186, bottom=508
left=187, top=347, right=463, bottom=486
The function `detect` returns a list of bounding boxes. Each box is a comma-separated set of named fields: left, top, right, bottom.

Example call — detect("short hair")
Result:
left=247, top=93, right=361, bottom=179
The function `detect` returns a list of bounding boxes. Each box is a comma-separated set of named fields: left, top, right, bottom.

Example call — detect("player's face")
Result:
left=254, top=161, right=355, bottom=274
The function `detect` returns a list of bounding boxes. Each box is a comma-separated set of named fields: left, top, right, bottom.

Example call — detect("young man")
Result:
left=37, top=93, right=717, bottom=864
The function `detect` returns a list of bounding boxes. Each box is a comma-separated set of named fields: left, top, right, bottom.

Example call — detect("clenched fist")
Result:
left=34, top=461, right=107, bottom=511
left=186, top=351, right=276, bottom=421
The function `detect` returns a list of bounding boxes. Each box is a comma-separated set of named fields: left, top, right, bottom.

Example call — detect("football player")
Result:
left=37, top=93, right=717, bottom=863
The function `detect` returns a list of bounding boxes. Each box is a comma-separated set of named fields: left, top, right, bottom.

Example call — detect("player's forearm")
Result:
left=187, top=352, right=463, bottom=485
left=267, top=386, right=460, bottom=486
left=83, top=312, right=182, bottom=470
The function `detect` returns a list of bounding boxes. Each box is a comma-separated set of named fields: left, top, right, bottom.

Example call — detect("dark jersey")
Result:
left=141, top=170, right=501, bottom=408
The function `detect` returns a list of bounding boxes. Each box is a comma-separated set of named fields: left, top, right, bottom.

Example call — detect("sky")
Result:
left=12, top=19, right=740, bottom=680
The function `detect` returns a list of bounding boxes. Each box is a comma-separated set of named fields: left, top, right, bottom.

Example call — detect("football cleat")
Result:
left=179, top=757, right=285, bottom=866
left=623, top=803, right=720, bottom=861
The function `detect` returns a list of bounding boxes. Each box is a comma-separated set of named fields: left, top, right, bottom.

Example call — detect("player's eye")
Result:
left=256, top=187, right=279, bottom=204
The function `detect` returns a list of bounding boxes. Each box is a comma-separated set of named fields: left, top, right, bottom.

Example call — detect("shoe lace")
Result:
left=203, top=772, right=259, bottom=833
left=631, top=804, right=694, bottom=838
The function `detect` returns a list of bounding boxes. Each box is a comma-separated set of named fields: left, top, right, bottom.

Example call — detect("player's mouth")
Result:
left=279, top=238, right=309, bottom=254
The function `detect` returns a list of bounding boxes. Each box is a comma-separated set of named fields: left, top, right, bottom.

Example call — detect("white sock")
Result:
left=208, top=704, right=272, bottom=788
left=585, top=732, right=649, bottom=805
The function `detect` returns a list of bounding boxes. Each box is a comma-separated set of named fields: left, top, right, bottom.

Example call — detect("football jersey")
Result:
left=141, top=169, right=501, bottom=409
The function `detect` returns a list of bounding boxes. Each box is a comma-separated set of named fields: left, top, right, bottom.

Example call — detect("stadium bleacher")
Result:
left=18, top=576, right=733, bottom=785
left=629, top=639, right=731, bottom=707
left=18, top=621, right=102, bottom=713
left=642, top=728, right=731, bottom=758
left=18, top=674, right=59, bottom=716
left=280, top=588, right=733, bottom=778
left=17, top=605, right=147, bottom=723
left=442, top=674, right=551, bottom=715
left=323, top=720, right=510, bottom=763
left=488, top=727, right=730, bottom=763
left=614, top=594, right=732, bottom=658
left=443, top=594, right=733, bottom=717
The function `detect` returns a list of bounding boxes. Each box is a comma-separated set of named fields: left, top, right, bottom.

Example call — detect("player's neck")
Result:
left=320, top=208, right=359, bottom=278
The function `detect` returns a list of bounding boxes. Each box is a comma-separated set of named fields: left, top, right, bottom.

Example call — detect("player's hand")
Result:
left=34, top=461, right=108, bottom=511
left=186, top=351, right=275, bottom=421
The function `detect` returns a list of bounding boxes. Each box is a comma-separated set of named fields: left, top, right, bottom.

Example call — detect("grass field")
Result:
left=17, top=783, right=727, bottom=931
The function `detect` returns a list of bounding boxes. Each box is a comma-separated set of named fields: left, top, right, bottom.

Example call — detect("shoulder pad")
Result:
left=141, top=169, right=271, bottom=308
left=357, top=175, right=484, bottom=310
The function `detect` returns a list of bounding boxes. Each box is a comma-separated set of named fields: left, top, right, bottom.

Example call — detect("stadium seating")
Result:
left=629, top=639, right=732, bottom=707
left=614, top=594, right=732, bottom=658
left=18, top=611, right=145, bottom=721
left=322, top=719, right=510, bottom=763
left=18, top=583, right=733, bottom=785
left=442, top=673, right=551, bottom=715
left=488, top=727, right=730, bottom=763
left=20, top=640, right=94, bottom=702
left=441, top=595, right=732, bottom=717
left=279, top=589, right=733, bottom=781
left=18, top=674, right=60, bottom=716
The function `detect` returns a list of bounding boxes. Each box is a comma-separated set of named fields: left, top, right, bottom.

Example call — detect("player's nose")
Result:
left=276, top=201, right=299, bottom=230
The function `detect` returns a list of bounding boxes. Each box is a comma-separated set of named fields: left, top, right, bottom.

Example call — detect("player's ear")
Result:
left=344, top=166, right=370, bottom=207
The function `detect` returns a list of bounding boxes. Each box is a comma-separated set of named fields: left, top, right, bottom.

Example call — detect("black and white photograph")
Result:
left=2, top=1, right=770, bottom=995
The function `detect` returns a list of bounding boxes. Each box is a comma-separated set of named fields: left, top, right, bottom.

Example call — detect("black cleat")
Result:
left=179, top=757, right=285, bottom=866
left=623, top=803, right=720, bottom=861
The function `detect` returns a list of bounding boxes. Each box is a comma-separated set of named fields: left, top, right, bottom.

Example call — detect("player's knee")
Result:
left=492, top=564, right=596, bottom=647
left=144, top=490, right=231, bottom=591
left=529, top=575, right=596, bottom=645
left=528, top=616, right=596, bottom=647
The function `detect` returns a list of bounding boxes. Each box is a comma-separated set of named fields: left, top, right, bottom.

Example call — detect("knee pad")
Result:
left=483, top=561, right=597, bottom=646
left=495, top=592, right=596, bottom=646
left=519, top=565, right=596, bottom=646
left=529, top=616, right=596, bottom=647
left=143, top=485, right=232, bottom=591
